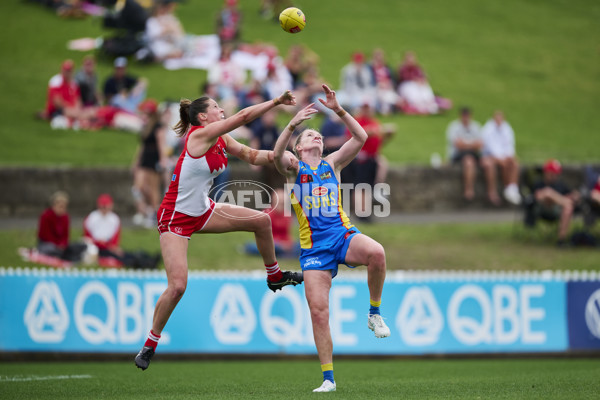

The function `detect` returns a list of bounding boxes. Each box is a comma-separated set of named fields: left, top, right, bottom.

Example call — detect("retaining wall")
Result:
left=0, top=163, right=591, bottom=218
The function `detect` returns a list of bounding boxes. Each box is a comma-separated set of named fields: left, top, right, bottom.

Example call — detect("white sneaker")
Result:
left=313, top=380, right=336, bottom=392
left=503, top=184, right=522, bottom=205
left=368, top=314, right=391, bottom=338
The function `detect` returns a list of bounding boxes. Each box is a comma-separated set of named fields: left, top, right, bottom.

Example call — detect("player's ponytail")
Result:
left=174, top=99, right=192, bottom=137
left=173, top=97, right=210, bottom=137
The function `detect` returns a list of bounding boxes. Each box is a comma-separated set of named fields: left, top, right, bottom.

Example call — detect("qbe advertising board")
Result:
left=0, top=271, right=571, bottom=354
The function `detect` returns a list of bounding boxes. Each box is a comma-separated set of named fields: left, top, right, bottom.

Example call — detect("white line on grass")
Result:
left=0, top=374, right=92, bottom=382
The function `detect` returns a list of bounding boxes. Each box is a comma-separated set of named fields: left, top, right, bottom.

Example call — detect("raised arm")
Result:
left=319, top=84, right=368, bottom=171
left=273, top=103, right=319, bottom=179
left=203, top=91, right=296, bottom=141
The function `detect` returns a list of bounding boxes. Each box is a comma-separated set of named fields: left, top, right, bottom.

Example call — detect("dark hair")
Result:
left=460, top=106, right=472, bottom=116
left=173, top=97, right=210, bottom=137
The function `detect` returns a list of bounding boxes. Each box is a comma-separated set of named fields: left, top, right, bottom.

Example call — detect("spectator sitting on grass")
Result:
left=43, top=59, right=98, bottom=129
left=84, top=193, right=160, bottom=269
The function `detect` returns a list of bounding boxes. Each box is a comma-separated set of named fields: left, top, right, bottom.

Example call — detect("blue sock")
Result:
left=369, top=299, right=381, bottom=316
left=321, top=363, right=334, bottom=383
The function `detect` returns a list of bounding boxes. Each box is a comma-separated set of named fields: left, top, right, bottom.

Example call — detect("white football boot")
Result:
left=313, top=380, right=336, bottom=392
left=368, top=314, right=391, bottom=338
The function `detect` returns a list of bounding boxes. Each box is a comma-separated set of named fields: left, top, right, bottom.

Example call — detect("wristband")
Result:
left=288, top=124, right=296, bottom=131
left=273, top=98, right=281, bottom=106
left=336, top=109, right=346, bottom=117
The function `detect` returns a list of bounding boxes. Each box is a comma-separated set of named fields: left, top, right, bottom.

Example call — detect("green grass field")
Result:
left=1, top=359, right=599, bottom=399
left=0, top=1, right=598, bottom=167
left=2, top=221, right=599, bottom=271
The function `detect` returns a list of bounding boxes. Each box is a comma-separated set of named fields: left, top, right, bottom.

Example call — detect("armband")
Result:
left=336, top=109, right=346, bottom=118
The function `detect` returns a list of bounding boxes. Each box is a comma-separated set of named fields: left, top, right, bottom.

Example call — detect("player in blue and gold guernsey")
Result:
left=273, top=84, right=391, bottom=393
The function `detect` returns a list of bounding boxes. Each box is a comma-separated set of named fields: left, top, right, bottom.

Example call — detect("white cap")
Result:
left=114, top=57, right=127, bottom=68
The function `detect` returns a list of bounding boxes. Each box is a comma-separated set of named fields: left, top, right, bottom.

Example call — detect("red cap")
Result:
left=97, top=194, right=113, bottom=207
left=138, top=99, right=158, bottom=114
left=352, top=52, right=365, bottom=63
left=543, top=159, right=562, bottom=174
left=62, top=59, right=74, bottom=71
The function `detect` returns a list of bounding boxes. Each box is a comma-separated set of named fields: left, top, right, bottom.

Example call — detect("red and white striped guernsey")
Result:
left=160, top=126, right=228, bottom=217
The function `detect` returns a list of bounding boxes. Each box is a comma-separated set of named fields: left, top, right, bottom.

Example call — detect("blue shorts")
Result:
left=299, top=228, right=361, bottom=278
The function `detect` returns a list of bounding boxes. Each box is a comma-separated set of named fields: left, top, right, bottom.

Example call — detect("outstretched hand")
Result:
left=290, top=103, right=319, bottom=127
left=278, top=90, right=296, bottom=106
left=318, top=84, right=341, bottom=111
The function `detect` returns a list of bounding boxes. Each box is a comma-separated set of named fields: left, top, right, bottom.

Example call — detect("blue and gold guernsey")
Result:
left=291, top=160, right=361, bottom=276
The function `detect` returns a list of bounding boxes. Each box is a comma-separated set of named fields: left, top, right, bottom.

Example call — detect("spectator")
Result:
left=369, top=48, right=397, bottom=115
left=249, top=110, right=285, bottom=189
left=207, top=44, right=245, bottom=106
left=37, top=191, right=87, bottom=262
left=131, top=99, right=167, bottom=228
left=262, top=61, right=293, bottom=102
left=144, top=0, right=185, bottom=62
left=397, top=75, right=439, bottom=115
left=44, top=59, right=97, bottom=128
left=284, top=44, right=309, bottom=89
left=480, top=110, right=522, bottom=205
left=397, top=50, right=425, bottom=85
left=216, top=0, right=242, bottom=44
left=74, top=54, right=101, bottom=106
left=319, top=111, right=347, bottom=155
left=526, top=159, right=581, bottom=246
left=244, top=188, right=300, bottom=258
left=103, top=56, right=138, bottom=105
left=446, top=107, right=485, bottom=203
left=582, top=167, right=600, bottom=228
left=337, top=51, right=376, bottom=110
left=84, top=193, right=160, bottom=269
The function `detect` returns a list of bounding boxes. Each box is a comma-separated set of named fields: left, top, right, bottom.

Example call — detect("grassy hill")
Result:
left=0, top=0, right=598, bottom=167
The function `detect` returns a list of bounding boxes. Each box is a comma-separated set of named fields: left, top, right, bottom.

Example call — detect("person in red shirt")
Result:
left=44, top=59, right=98, bottom=128
left=37, top=191, right=87, bottom=261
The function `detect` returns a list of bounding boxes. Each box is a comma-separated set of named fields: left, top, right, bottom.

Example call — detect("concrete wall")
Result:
left=0, top=164, right=593, bottom=218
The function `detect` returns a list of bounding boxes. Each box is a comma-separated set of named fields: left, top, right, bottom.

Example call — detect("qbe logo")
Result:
left=585, top=289, right=600, bottom=339
left=23, top=281, right=70, bottom=343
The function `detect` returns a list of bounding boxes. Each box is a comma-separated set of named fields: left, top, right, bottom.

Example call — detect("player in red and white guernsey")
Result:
left=135, top=91, right=303, bottom=370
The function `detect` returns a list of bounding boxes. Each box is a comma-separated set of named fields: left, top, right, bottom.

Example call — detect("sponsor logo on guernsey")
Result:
left=312, top=186, right=328, bottom=196
left=171, top=174, right=177, bottom=181
left=300, top=174, right=313, bottom=183
left=319, top=171, right=332, bottom=180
